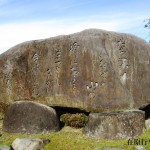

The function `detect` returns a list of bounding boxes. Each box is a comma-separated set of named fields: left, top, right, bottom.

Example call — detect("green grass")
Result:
left=0, top=112, right=150, bottom=150
left=0, top=127, right=134, bottom=150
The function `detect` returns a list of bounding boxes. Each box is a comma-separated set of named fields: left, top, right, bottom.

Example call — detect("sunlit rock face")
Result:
left=0, top=29, right=149, bottom=112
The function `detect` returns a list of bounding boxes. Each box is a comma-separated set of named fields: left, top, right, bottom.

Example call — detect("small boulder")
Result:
left=0, top=145, right=13, bottom=150
left=135, top=146, right=146, bottom=150
left=145, top=119, right=150, bottom=129
left=12, top=138, right=50, bottom=150
left=83, top=110, right=145, bottom=139
left=3, top=101, right=59, bottom=133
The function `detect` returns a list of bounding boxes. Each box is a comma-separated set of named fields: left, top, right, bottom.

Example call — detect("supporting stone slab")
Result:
left=2, top=101, right=60, bottom=134
left=83, top=110, right=145, bottom=139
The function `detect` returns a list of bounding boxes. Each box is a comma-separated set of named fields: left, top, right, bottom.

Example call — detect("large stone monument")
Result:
left=0, top=29, right=149, bottom=112
left=0, top=29, right=149, bottom=138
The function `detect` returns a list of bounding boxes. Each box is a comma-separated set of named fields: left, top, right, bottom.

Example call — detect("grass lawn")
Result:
left=0, top=112, right=150, bottom=150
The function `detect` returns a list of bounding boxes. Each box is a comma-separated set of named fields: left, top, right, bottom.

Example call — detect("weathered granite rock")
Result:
left=145, top=119, right=150, bottom=129
left=2, top=101, right=59, bottom=133
left=135, top=146, right=146, bottom=150
left=83, top=110, right=145, bottom=139
left=0, top=145, right=13, bottom=150
left=0, top=29, right=149, bottom=112
left=12, top=138, right=50, bottom=150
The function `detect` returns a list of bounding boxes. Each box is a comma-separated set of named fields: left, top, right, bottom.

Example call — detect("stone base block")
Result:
left=83, top=110, right=145, bottom=139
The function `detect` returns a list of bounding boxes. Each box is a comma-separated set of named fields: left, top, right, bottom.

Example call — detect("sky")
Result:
left=0, top=0, right=150, bottom=54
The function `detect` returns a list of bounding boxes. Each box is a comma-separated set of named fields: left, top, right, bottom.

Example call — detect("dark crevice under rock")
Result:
left=139, top=104, right=150, bottom=120
left=52, top=106, right=90, bottom=116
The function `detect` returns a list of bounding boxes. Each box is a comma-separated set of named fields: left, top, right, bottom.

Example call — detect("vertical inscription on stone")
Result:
left=31, top=52, right=40, bottom=96
left=33, top=53, right=39, bottom=62
left=54, top=48, right=61, bottom=86
left=69, top=42, right=80, bottom=92
left=3, top=60, right=13, bottom=97
left=116, top=39, right=129, bottom=84
left=97, top=55, right=108, bottom=86
left=16, top=82, right=24, bottom=99
left=86, top=54, right=108, bottom=99
left=46, top=68, right=53, bottom=93
left=86, top=81, right=98, bottom=99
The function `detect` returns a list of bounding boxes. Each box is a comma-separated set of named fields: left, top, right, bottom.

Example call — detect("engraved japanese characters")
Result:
left=0, top=29, right=149, bottom=112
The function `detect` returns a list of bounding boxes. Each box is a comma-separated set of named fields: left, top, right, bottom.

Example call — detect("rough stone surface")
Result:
left=135, top=146, right=146, bottom=150
left=145, top=119, right=150, bottom=129
left=12, top=138, right=50, bottom=150
left=2, top=101, right=59, bottom=133
left=0, top=145, right=13, bottom=150
left=83, top=110, right=145, bottom=139
left=0, top=29, right=149, bottom=112
left=102, top=148, right=124, bottom=150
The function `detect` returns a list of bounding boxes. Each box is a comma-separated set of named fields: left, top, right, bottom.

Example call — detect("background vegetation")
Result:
left=60, top=113, right=88, bottom=128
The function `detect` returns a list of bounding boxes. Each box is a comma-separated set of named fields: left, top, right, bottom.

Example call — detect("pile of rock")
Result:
left=2, top=101, right=146, bottom=140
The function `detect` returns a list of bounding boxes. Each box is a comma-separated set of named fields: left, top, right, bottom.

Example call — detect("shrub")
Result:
left=60, top=113, right=88, bottom=128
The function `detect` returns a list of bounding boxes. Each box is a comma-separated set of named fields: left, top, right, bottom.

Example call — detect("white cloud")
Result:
left=0, top=19, right=120, bottom=54
left=0, top=14, right=148, bottom=55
